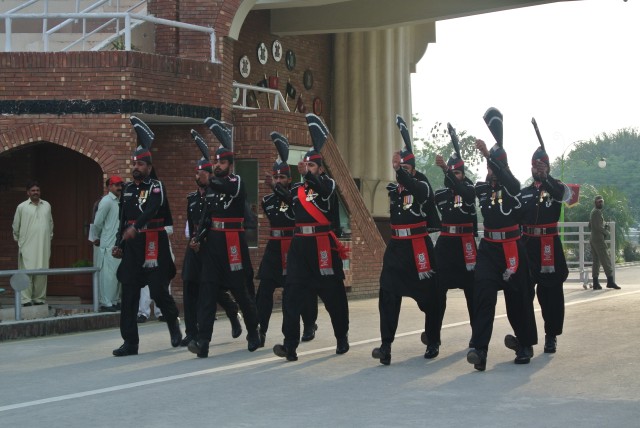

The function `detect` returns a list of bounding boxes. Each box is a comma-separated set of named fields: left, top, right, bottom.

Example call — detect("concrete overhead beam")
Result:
left=270, top=0, right=569, bottom=35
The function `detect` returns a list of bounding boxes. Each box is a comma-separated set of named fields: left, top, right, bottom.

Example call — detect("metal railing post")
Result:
left=92, top=270, right=99, bottom=312
left=125, top=13, right=131, bottom=50
left=14, top=290, right=22, bottom=321
left=5, top=18, right=12, bottom=52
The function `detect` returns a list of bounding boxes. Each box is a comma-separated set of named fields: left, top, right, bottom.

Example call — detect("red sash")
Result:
left=484, top=225, right=520, bottom=281
left=211, top=217, right=244, bottom=271
left=523, top=222, right=557, bottom=273
left=391, top=222, right=433, bottom=279
left=442, top=223, right=476, bottom=271
left=128, top=220, right=164, bottom=268
left=269, top=227, right=295, bottom=275
left=297, top=186, right=348, bottom=276
left=461, top=235, right=477, bottom=271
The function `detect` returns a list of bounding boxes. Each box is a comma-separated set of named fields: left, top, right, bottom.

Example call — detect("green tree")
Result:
left=411, top=116, right=483, bottom=183
left=551, top=128, right=640, bottom=222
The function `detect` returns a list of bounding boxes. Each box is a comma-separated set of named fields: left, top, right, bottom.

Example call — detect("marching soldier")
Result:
left=256, top=132, right=318, bottom=347
left=520, top=122, right=570, bottom=353
left=112, top=116, right=182, bottom=357
left=187, top=119, right=261, bottom=358
left=273, top=115, right=350, bottom=362
left=371, top=115, right=441, bottom=365
left=433, top=125, right=477, bottom=348
left=180, top=130, right=243, bottom=347
left=466, top=108, right=537, bottom=371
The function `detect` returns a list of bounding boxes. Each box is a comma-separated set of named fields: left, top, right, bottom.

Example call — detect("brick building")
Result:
left=0, top=0, right=558, bottom=305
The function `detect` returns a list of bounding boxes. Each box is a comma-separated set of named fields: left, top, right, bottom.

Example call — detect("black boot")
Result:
left=247, top=329, right=262, bottom=352
left=336, top=335, right=350, bottom=354
left=188, top=339, right=209, bottom=358
left=273, top=344, right=298, bottom=361
left=372, top=343, right=391, bottom=365
left=113, top=343, right=138, bottom=357
left=301, top=323, right=318, bottom=342
left=466, top=348, right=487, bottom=371
left=424, top=343, right=440, bottom=359
left=180, top=334, right=194, bottom=347
left=230, top=314, right=243, bottom=338
left=592, top=278, right=602, bottom=290
left=544, top=335, right=557, bottom=353
left=168, top=318, right=183, bottom=348
left=606, top=276, right=621, bottom=289
left=515, top=346, right=533, bottom=364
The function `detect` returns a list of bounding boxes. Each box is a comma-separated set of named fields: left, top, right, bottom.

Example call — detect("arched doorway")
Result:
left=0, top=142, right=103, bottom=300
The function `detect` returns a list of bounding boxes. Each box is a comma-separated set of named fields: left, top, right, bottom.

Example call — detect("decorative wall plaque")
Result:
left=257, top=42, right=268, bottom=65
left=272, top=40, right=283, bottom=62
left=303, top=69, right=314, bottom=90
left=285, top=50, right=296, bottom=71
left=313, top=97, right=322, bottom=115
left=239, top=55, right=251, bottom=78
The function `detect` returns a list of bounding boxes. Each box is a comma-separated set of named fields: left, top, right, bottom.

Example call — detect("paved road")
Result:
left=1, top=267, right=639, bottom=427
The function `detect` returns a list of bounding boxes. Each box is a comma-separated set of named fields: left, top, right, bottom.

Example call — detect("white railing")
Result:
left=232, top=82, right=290, bottom=112
left=0, top=267, right=100, bottom=321
left=1, top=11, right=218, bottom=62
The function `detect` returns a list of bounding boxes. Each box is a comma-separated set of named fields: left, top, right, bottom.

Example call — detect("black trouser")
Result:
left=436, top=283, right=474, bottom=334
left=282, top=277, right=348, bottom=351
left=471, top=240, right=538, bottom=350
left=256, top=277, right=318, bottom=335
left=536, top=283, right=564, bottom=336
left=183, top=279, right=239, bottom=338
left=121, top=270, right=179, bottom=345
left=197, top=256, right=258, bottom=343
left=378, top=285, right=441, bottom=347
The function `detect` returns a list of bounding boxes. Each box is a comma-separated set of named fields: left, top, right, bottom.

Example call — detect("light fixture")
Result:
left=598, top=158, right=606, bottom=168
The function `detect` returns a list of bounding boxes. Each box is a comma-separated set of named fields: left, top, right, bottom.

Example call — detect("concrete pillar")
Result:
left=332, top=24, right=434, bottom=217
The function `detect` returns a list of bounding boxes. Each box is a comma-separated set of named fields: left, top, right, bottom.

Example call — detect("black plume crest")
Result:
left=270, top=132, right=289, bottom=164
left=191, top=129, right=210, bottom=161
left=305, top=113, right=328, bottom=153
left=204, top=117, right=232, bottom=150
left=483, top=107, right=503, bottom=148
left=531, top=117, right=546, bottom=151
left=130, top=115, right=154, bottom=150
left=447, top=122, right=462, bottom=159
left=395, top=114, right=413, bottom=153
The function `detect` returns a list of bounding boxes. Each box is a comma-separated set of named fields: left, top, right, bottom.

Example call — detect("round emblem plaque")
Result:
left=272, top=40, right=283, bottom=62
left=239, top=55, right=251, bottom=78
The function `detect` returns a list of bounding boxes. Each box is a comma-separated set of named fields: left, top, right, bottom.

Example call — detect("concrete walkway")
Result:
left=1, top=266, right=639, bottom=427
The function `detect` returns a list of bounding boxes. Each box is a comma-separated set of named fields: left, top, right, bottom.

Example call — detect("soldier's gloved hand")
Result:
left=123, top=226, right=137, bottom=241
left=435, top=155, right=447, bottom=172
left=111, top=247, right=123, bottom=259
left=189, top=237, right=201, bottom=252
left=274, top=183, right=292, bottom=203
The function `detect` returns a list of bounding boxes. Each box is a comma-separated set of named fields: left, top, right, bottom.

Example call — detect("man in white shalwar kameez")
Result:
left=12, top=181, right=54, bottom=306
left=93, top=176, right=124, bottom=311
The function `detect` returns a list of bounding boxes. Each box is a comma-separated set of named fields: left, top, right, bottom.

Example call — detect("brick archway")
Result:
left=0, top=123, right=118, bottom=174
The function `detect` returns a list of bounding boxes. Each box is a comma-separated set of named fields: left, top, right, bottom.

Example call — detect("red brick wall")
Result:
left=0, top=52, right=222, bottom=105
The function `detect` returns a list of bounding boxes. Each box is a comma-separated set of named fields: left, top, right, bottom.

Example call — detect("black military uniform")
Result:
left=256, top=177, right=318, bottom=346
left=273, top=149, right=349, bottom=361
left=181, top=184, right=242, bottom=347
left=467, top=142, right=537, bottom=371
left=113, top=117, right=182, bottom=356
left=189, top=146, right=261, bottom=358
left=520, top=147, right=568, bottom=353
left=372, top=148, right=441, bottom=365
left=434, top=153, right=477, bottom=347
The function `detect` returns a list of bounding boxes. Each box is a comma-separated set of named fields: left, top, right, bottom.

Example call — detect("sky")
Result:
left=411, top=0, right=639, bottom=181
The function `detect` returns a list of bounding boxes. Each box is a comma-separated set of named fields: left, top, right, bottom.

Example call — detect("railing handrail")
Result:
left=4, top=0, right=41, bottom=15
left=45, top=0, right=111, bottom=35
left=1, top=11, right=218, bottom=62
left=1, top=266, right=101, bottom=321
left=232, top=82, right=291, bottom=112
